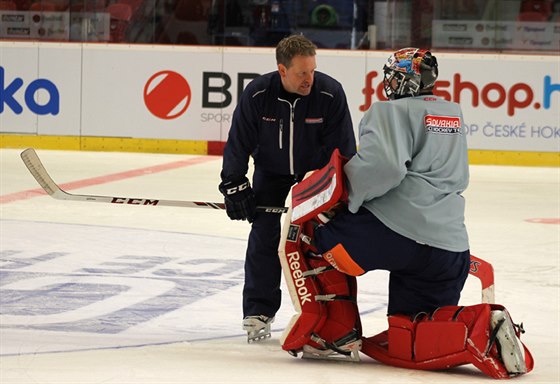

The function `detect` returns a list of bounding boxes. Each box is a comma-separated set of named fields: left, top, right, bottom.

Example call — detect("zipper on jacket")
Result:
left=279, top=119, right=283, bottom=149
left=289, top=99, right=299, bottom=175
left=278, top=97, right=299, bottom=175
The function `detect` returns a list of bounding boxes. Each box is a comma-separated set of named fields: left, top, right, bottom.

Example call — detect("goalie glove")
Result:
left=218, top=176, right=256, bottom=222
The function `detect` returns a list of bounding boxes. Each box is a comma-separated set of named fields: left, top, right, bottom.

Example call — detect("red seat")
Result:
left=29, top=1, right=57, bottom=11
left=51, top=0, right=68, bottom=10
left=517, top=11, right=548, bottom=21
left=107, top=2, right=132, bottom=21
left=519, top=0, right=553, bottom=19
left=118, top=0, right=141, bottom=14
left=0, top=0, right=17, bottom=10
left=521, top=0, right=553, bottom=14
left=107, top=3, right=132, bottom=42
left=13, top=0, right=31, bottom=10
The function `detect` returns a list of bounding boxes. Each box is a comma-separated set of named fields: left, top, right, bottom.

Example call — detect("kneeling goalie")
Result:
left=278, top=48, right=533, bottom=379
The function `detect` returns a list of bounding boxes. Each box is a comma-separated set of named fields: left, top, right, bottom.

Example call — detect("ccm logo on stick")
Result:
left=111, top=197, right=160, bottom=206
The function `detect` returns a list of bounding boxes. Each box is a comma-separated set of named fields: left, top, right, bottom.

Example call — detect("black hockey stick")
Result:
left=20, top=148, right=288, bottom=213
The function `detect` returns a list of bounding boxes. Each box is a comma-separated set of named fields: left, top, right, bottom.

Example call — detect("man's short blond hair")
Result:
left=276, top=35, right=317, bottom=68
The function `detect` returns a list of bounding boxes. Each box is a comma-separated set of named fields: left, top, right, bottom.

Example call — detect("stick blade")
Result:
left=20, top=148, right=62, bottom=196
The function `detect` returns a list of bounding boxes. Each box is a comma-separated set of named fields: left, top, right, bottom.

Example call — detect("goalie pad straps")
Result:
left=361, top=303, right=534, bottom=379
left=280, top=223, right=362, bottom=357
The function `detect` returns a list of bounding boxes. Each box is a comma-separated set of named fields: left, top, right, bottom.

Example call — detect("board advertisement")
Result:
left=0, top=42, right=558, bottom=152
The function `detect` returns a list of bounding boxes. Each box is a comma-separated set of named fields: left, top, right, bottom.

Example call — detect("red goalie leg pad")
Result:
left=361, top=304, right=534, bottom=379
left=280, top=223, right=361, bottom=355
left=280, top=238, right=326, bottom=352
left=309, top=257, right=362, bottom=350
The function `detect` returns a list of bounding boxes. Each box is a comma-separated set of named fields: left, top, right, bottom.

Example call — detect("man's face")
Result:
left=278, top=55, right=316, bottom=96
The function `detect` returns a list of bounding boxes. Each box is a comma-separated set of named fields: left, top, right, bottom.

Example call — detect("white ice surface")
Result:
left=0, top=149, right=558, bottom=383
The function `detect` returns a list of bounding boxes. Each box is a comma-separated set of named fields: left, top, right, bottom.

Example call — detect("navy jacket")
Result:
left=221, top=70, right=356, bottom=180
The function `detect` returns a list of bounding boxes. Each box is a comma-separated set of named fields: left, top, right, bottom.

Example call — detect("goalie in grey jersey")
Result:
left=280, top=48, right=533, bottom=378
left=314, top=48, right=471, bottom=315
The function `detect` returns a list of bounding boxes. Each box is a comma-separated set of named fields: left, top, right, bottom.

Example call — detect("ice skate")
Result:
left=301, top=333, right=362, bottom=362
left=243, top=315, right=274, bottom=343
left=490, top=309, right=527, bottom=375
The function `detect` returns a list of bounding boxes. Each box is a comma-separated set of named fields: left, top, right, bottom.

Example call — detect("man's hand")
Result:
left=218, top=176, right=256, bottom=222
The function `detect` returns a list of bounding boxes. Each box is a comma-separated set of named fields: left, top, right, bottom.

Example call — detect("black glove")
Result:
left=218, top=176, right=256, bottom=222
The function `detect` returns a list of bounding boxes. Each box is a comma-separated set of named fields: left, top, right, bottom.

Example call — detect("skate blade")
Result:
left=301, top=340, right=362, bottom=362
left=247, top=329, right=272, bottom=343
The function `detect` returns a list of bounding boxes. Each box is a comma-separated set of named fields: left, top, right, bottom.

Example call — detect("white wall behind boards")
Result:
left=0, top=42, right=558, bottom=152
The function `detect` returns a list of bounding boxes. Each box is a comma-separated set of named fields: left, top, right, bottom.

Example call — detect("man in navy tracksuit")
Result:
left=219, top=35, right=356, bottom=342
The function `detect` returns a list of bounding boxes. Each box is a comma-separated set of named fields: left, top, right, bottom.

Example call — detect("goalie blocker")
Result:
left=278, top=149, right=533, bottom=378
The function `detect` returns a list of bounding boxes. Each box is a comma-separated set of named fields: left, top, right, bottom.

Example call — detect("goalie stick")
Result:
left=20, top=148, right=288, bottom=213
left=469, top=254, right=495, bottom=304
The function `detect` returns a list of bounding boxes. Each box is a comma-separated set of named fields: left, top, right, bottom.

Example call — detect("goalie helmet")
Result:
left=383, top=48, right=438, bottom=100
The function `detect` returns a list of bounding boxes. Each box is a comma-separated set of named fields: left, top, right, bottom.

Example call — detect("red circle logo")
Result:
left=144, top=71, right=192, bottom=120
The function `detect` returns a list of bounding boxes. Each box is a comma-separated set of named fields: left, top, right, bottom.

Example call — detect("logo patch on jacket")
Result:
left=424, top=115, right=462, bottom=135
left=305, top=117, right=323, bottom=124
left=262, top=116, right=276, bottom=122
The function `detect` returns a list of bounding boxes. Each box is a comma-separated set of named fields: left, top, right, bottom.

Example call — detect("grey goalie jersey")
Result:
left=345, top=95, right=469, bottom=252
